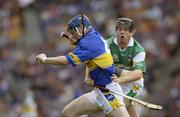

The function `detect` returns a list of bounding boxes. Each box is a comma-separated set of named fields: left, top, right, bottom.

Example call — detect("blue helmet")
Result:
left=67, top=15, right=91, bottom=31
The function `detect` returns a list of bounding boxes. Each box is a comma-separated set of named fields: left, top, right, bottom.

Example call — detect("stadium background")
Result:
left=0, top=0, right=179, bottom=117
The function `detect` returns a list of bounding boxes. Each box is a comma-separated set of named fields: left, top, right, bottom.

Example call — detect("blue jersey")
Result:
left=65, top=29, right=115, bottom=86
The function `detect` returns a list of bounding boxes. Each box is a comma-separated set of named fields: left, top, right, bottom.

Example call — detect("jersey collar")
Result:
left=113, top=37, right=134, bottom=51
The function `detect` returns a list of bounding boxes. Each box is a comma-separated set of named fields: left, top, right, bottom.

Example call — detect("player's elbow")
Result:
left=60, top=60, right=69, bottom=65
left=58, top=56, right=69, bottom=65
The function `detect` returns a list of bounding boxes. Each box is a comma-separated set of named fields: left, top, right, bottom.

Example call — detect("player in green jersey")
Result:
left=107, top=18, right=146, bottom=117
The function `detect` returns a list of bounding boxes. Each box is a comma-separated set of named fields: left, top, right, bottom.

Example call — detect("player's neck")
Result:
left=119, top=41, right=128, bottom=50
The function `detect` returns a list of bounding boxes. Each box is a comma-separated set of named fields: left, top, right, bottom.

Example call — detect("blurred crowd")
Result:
left=0, top=0, right=179, bottom=117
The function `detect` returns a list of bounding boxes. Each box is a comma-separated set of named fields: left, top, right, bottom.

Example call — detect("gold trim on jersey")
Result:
left=68, top=52, right=81, bottom=64
left=93, top=53, right=113, bottom=68
left=86, top=61, right=97, bottom=71
left=85, top=52, right=113, bottom=71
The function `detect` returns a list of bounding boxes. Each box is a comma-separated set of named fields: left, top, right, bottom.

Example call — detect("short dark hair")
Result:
left=116, top=17, right=135, bottom=32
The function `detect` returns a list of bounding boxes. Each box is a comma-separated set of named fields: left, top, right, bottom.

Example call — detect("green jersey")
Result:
left=107, top=37, right=146, bottom=73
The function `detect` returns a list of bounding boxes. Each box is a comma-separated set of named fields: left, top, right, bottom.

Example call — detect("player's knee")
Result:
left=62, top=106, right=77, bottom=117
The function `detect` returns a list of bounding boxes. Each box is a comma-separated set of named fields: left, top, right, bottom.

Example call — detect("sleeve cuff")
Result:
left=65, top=54, right=76, bottom=67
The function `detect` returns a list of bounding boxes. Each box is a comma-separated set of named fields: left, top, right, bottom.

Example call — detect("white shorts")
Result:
left=121, top=78, right=144, bottom=98
left=85, top=82, right=125, bottom=114
left=120, top=69, right=144, bottom=98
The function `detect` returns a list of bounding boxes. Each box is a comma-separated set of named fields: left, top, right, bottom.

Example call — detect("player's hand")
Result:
left=112, top=74, right=120, bottom=83
left=36, top=53, right=47, bottom=64
left=84, top=77, right=94, bottom=86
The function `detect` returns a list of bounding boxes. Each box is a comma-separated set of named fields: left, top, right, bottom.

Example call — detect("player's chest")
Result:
left=111, top=49, right=133, bottom=67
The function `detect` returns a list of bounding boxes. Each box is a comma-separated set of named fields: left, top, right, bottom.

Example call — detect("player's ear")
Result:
left=130, top=29, right=136, bottom=36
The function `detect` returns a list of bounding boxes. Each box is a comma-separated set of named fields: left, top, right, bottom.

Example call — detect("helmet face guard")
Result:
left=66, top=15, right=91, bottom=44
left=116, top=18, right=134, bottom=32
left=67, top=15, right=91, bottom=35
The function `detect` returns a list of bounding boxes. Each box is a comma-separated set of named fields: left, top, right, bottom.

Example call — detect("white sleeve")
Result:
left=133, top=52, right=145, bottom=63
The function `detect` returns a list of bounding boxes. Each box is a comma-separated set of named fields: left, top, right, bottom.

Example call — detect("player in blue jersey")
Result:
left=36, top=15, right=129, bottom=117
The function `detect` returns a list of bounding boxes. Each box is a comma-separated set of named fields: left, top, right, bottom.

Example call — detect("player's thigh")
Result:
left=106, top=106, right=130, bottom=117
left=63, top=93, right=101, bottom=115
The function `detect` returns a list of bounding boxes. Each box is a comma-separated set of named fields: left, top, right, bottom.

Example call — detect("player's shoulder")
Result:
left=133, top=38, right=145, bottom=52
left=79, top=30, right=102, bottom=50
left=106, top=36, right=115, bottom=45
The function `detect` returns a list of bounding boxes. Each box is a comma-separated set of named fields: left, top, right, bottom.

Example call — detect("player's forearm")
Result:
left=45, top=56, right=69, bottom=65
left=119, top=70, right=143, bottom=84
